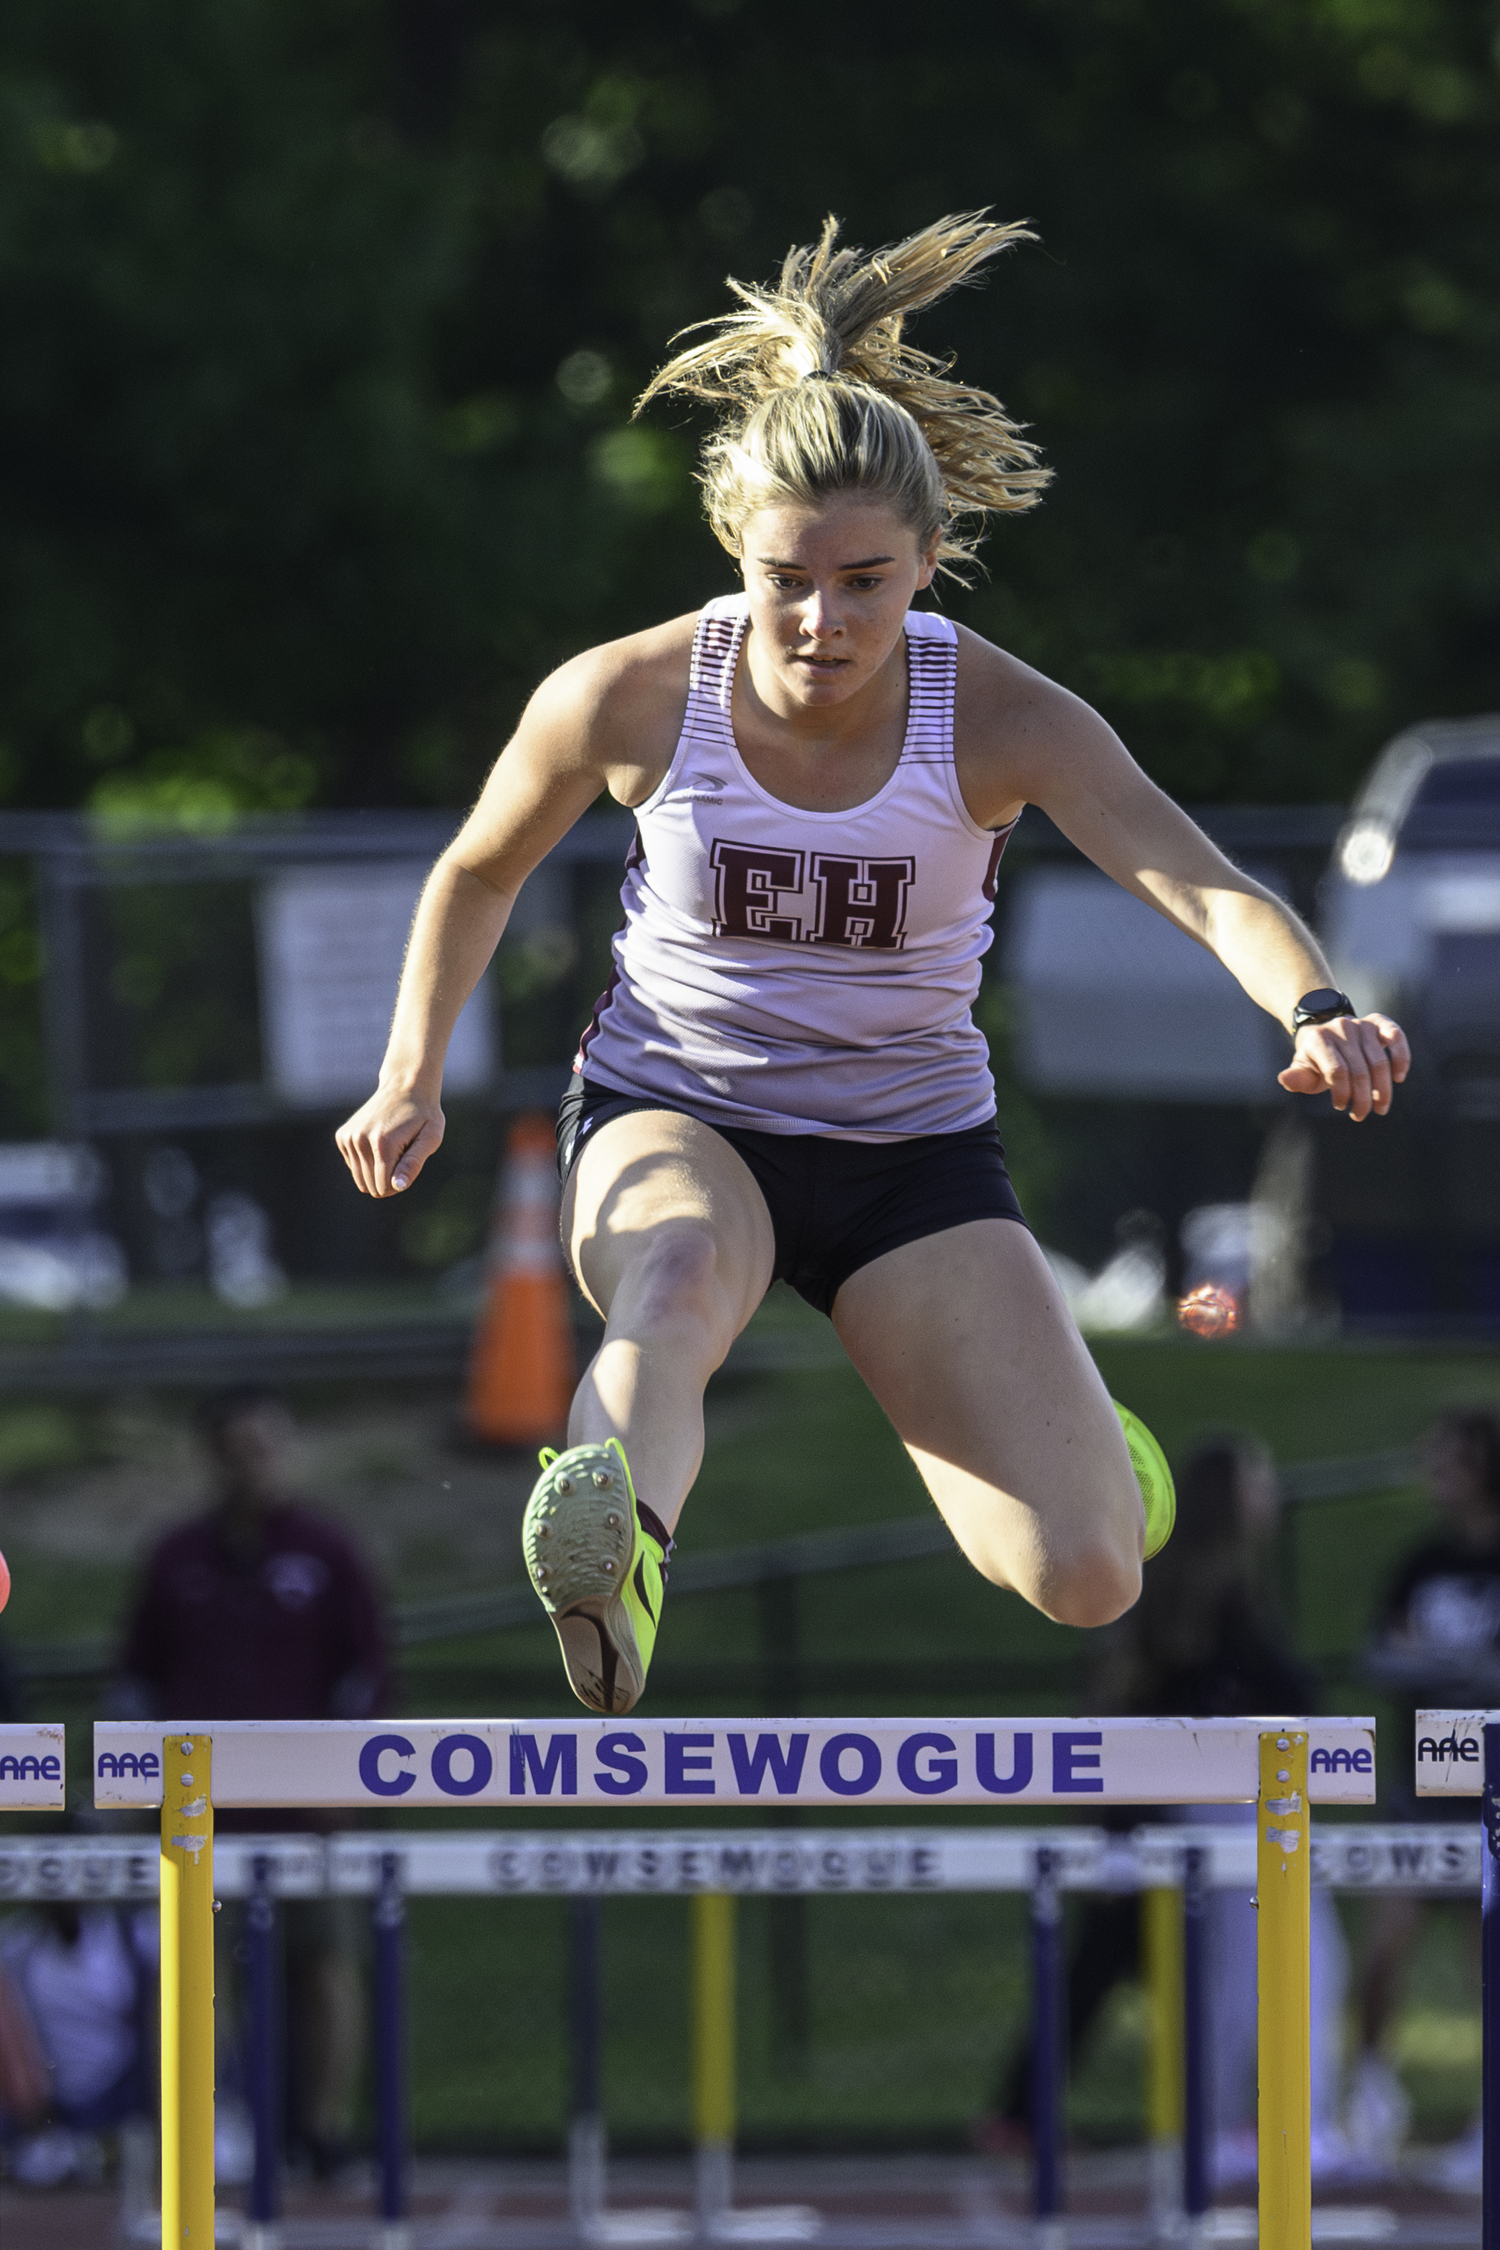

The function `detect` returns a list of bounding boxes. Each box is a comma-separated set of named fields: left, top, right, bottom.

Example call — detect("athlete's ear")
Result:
left=915, top=529, right=942, bottom=589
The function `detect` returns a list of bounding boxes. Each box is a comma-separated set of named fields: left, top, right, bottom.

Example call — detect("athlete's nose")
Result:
left=798, top=586, right=845, bottom=640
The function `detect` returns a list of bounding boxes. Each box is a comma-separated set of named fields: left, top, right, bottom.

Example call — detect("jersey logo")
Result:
left=710, top=841, right=914, bottom=950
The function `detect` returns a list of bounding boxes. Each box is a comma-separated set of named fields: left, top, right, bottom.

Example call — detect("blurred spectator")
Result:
left=0, top=1636, right=22, bottom=1723
left=1349, top=1409, right=1500, bottom=2190
left=116, top=1384, right=388, bottom=1731
left=0, top=1947, right=49, bottom=2139
left=976, top=1437, right=1351, bottom=2186
left=0, top=1898, right=155, bottom=2188
left=114, top=1384, right=391, bottom=2181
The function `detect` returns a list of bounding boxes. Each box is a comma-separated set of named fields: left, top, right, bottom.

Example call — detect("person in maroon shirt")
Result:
left=119, top=1389, right=388, bottom=1729
left=115, top=1385, right=391, bottom=2182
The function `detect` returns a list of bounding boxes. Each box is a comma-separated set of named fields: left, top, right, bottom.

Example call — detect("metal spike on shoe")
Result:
left=520, top=1439, right=667, bottom=1715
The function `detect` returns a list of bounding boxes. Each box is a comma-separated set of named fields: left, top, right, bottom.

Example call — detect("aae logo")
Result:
left=96, top=1752, right=161, bottom=1780
left=1, top=1754, right=61, bottom=1782
left=1416, top=1733, right=1480, bottom=1764
left=1309, top=1746, right=1372, bottom=1774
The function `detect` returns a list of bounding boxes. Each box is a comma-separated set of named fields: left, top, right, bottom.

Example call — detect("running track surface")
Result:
left=0, top=2152, right=1484, bottom=2248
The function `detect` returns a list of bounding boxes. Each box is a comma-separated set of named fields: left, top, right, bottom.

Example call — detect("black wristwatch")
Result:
left=1291, top=987, right=1354, bottom=1032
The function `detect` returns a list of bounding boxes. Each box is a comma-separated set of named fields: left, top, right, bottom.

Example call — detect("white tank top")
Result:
left=576, top=594, right=1015, bottom=1140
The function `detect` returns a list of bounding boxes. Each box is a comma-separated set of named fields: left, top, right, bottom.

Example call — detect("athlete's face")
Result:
left=738, top=497, right=940, bottom=709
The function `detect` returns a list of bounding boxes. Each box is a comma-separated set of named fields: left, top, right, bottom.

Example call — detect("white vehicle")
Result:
left=1324, top=714, right=1500, bottom=1119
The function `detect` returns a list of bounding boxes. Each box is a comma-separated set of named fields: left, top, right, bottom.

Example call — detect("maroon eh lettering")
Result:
left=711, top=840, right=914, bottom=950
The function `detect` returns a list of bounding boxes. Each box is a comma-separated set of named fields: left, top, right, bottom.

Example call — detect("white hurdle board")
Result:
left=0, top=1824, right=1471, bottom=1902
left=0, top=1724, right=65, bottom=1811
left=331, top=1828, right=1110, bottom=1896
left=94, top=1715, right=1376, bottom=1811
left=1415, top=1706, right=1500, bottom=1793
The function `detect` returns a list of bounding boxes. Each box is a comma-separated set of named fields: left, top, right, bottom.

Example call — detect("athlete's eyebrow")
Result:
left=756, top=555, right=897, bottom=570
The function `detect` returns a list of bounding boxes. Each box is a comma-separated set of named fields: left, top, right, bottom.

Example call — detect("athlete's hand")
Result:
left=1277, top=1012, right=1410, bottom=1121
left=335, top=1084, right=445, bottom=1197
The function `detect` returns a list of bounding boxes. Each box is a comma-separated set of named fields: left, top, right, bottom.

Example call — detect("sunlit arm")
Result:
left=375, top=858, right=516, bottom=1107
left=334, top=647, right=630, bottom=1197
left=1136, top=860, right=1332, bottom=1030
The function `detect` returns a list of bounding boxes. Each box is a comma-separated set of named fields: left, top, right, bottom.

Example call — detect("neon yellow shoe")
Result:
left=1114, top=1401, right=1175, bottom=1560
left=521, top=1438, right=672, bottom=1715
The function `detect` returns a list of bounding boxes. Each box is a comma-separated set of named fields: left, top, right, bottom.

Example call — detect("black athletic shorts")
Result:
left=555, top=1074, right=1027, bottom=1319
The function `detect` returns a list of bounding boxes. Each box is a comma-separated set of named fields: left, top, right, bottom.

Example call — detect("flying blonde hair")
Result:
left=636, top=210, right=1051, bottom=578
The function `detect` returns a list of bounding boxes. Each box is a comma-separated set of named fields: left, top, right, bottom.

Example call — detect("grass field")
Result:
left=397, top=1883, right=1484, bottom=2154
left=2, top=1308, right=1497, bottom=2151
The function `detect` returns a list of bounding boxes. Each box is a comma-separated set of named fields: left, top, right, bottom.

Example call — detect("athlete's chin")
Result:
left=787, top=660, right=863, bottom=700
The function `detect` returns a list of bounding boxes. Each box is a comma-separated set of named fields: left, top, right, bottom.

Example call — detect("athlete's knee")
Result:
left=1041, top=1521, right=1142, bottom=1629
left=1044, top=1551, right=1141, bottom=1629
left=960, top=1501, right=1140, bottom=1626
left=616, top=1221, right=736, bottom=1355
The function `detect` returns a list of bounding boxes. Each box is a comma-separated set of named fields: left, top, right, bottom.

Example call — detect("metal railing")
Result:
left=7, top=1442, right=1422, bottom=1694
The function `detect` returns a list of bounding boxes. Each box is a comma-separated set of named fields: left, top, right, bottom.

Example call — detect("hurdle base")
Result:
left=571, top=2113, right=608, bottom=2234
left=702, top=2214, right=821, bottom=2243
left=696, top=2139, right=733, bottom=2236
left=1147, top=2135, right=1183, bottom=2240
left=691, top=2141, right=820, bottom=2244
left=582, top=2217, right=690, bottom=2246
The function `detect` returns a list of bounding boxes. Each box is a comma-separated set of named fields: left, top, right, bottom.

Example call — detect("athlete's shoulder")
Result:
left=508, top=614, right=700, bottom=804
left=950, top=623, right=1130, bottom=826
left=529, top=611, right=700, bottom=736
left=954, top=623, right=1121, bottom=760
left=953, top=622, right=1079, bottom=721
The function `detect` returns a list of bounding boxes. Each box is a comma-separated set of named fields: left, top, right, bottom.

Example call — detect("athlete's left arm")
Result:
left=956, top=638, right=1410, bottom=1121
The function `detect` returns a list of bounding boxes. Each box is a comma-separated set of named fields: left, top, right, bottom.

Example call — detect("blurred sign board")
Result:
left=1003, top=866, right=1286, bottom=1101
left=257, top=864, right=494, bottom=1107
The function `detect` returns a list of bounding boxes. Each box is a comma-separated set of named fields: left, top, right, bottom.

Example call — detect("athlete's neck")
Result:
left=738, top=617, right=908, bottom=748
left=731, top=622, right=909, bottom=814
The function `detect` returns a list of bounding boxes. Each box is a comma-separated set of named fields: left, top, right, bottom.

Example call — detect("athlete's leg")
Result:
left=561, top=1108, right=777, bottom=1530
left=831, top=1220, right=1143, bottom=1627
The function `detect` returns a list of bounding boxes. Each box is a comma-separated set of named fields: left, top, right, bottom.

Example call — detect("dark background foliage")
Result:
left=0, top=0, right=1496, bottom=822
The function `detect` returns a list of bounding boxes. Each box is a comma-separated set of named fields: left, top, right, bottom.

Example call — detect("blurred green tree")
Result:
left=0, top=0, right=1494, bottom=817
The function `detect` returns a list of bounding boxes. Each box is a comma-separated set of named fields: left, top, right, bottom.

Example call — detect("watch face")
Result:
left=1296, top=989, right=1351, bottom=1024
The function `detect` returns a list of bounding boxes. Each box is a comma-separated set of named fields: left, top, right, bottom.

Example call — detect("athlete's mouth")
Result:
left=794, top=652, right=848, bottom=671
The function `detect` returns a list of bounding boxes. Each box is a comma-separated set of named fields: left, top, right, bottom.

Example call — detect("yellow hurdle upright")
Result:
left=1258, top=1728, right=1311, bottom=2250
left=691, top=1891, right=736, bottom=2229
left=1143, top=1882, right=1184, bottom=2220
left=161, top=1732, right=215, bottom=2248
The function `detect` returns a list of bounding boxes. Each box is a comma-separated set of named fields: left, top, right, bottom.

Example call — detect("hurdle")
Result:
left=1414, top=1708, right=1500, bottom=2250
left=92, top=1713, right=1374, bottom=2247
left=6, top=1809, right=1485, bottom=2250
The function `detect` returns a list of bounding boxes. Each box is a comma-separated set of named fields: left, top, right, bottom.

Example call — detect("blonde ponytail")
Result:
left=636, top=211, right=1051, bottom=576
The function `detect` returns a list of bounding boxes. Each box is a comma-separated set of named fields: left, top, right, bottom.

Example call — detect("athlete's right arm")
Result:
left=335, top=631, right=686, bottom=1198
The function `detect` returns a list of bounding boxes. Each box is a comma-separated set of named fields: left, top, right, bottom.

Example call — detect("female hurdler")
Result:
left=337, top=213, right=1409, bottom=1716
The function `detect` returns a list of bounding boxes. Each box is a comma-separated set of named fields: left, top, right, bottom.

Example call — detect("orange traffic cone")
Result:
left=464, top=1113, right=577, bottom=1445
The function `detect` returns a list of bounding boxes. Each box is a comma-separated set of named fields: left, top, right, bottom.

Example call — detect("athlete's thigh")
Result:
left=562, top=1106, right=776, bottom=1332
left=830, top=1218, right=1139, bottom=1582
